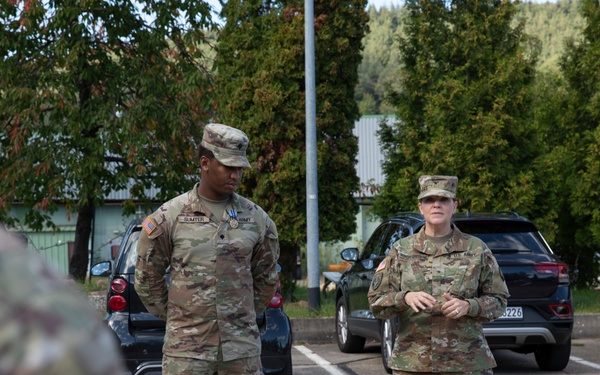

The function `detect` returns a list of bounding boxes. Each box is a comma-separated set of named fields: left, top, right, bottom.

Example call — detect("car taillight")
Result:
left=108, top=295, right=127, bottom=312
left=534, top=262, right=570, bottom=283
left=111, top=278, right=127, bottom=293
left=549, top=303, right=572, bottom=317
left=109, top=278, right=127, bottom=311
left=269, top=292, right=283, bottom=309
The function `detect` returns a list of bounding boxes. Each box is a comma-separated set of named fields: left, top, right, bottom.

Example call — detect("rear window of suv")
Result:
left=454, top=220, right=550, bottom=255
left=120, top=229, right=141, bottom=273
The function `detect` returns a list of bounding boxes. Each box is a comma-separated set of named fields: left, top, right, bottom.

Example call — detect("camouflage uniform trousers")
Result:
left=394, top=370, right=493, bottom=375
left=163, top=354, right=263, bottom=375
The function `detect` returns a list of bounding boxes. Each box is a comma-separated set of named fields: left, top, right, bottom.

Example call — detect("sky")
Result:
left=368, top=0, right=402, bottom=9
left=206, top=0, right=558, bottom=22
left=368, top=0, right=557, bottom=8
left=368, top=0, right=560, bottom=8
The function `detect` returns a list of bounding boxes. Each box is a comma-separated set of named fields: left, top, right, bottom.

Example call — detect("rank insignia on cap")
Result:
left=142, top=216, right=157, bottom=235
left=376, top=259, right=387, bottom=272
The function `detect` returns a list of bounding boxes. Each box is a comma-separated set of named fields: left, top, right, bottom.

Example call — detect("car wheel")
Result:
left=278, top=356, right=293, bottom=375
left=335, top=298, right=366, bottom=353
left=534, top=337, right=571, bottom=371
left=380, top=318, right=396, bottom=374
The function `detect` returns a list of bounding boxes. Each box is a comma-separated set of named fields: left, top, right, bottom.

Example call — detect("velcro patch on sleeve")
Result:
left=142, top=216, right=158, bottom=235
left=375, top=258, right=387, bottom=272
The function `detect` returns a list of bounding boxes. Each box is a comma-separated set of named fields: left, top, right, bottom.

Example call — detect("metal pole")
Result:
left=305, top=0, right=320, bottom=311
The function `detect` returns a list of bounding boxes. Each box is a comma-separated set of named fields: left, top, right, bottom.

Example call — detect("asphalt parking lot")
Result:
left=292, top=338, right=600, bottom=375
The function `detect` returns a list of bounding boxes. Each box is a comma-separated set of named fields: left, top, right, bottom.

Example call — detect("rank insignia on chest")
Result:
left=142, top=216, right=157, bottom=235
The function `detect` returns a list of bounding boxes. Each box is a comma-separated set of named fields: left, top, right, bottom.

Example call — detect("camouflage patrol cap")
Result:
left=201, top=123, right=251, bottom=168
left=418, top=175, right=458, bottom=200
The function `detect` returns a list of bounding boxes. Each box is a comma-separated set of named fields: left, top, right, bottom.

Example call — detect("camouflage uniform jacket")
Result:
left=368, top=225, right=509, bottom=372
left=0, top=231, right=125, bottom=375
left=135, top=183, right=280, bottom=361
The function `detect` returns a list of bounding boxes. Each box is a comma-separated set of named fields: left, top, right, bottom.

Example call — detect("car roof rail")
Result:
left=393, top=211, right=421, bottom=216
left=494, top=211, right=523, bottom=218
left=392, top=211, right=424, bottom=222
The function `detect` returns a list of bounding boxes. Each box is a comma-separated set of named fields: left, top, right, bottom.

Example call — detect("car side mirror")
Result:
left=91, top=261, right=112, bottom=277
left=340, top=247, right=359, bottom=262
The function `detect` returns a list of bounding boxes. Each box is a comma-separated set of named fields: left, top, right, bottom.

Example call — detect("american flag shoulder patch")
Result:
left=142, top=216, right=157, bottom=235
left=376, top=259, right=387, bottom=272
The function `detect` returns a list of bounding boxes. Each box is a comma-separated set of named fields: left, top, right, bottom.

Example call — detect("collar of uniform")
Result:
left=188, top=183, right=246, bottom=218
left=413, top=224, right=465, bottom=256
left=224, top=193, right=247, bottom=220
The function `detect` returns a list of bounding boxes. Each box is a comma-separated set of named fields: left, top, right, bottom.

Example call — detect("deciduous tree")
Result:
left=0, top=0, right=216, bottom=280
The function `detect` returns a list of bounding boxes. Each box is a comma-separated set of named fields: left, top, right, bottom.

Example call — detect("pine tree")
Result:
left=214, top=0, right=368, bottom=292
left=374, top=0, right=540, bottom=217
left=550, top=0, right=600, bottom=286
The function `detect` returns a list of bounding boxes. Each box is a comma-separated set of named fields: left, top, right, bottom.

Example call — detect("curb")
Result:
left=88, top=294, right=600, bottom=342
left=290, top=314, right=600, bottom=344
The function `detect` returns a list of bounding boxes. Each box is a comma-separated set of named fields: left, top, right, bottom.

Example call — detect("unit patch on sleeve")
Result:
left=142, top=216, right=158, bottom=235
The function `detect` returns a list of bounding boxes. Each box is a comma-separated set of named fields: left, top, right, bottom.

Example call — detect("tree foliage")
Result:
left=0, top=0, right=216, bottom=280
left=373, top=0, right=539, bottom=218
left=215, top=0, right=368, bottom=294
left=546, top=0, right=600, bottom=287
left=357, top=0, right=584, bottom=115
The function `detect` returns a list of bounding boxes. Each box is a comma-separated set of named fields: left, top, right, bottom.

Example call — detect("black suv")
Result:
left=334, top=212, right=573, bottom=373
left=92, top=219, right=293, bottom=375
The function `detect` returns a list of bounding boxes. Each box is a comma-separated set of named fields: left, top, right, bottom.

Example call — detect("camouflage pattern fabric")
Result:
left=0, top=230, right=125, bottom=375
left=200, top=123, right=251, bottom=168
left=368, top=225, right=509, bottom=373
left=135, top=183, right=280, bottom=362
left=418, top=175, right=458, bottom=199
left=163, top=353, right=262, bottom=375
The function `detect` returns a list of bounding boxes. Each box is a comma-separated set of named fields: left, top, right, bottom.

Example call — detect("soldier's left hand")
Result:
left=441, top=292, right=470, bottom=319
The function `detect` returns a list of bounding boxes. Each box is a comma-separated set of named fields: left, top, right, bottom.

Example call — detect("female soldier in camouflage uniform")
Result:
left=368, top=175, right=509, bottom=375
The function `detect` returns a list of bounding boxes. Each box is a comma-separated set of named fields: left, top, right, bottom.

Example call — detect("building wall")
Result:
left=9, top=203, right=159, bottom=277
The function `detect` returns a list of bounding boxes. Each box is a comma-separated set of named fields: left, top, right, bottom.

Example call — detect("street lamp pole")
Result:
left=305, top=0, right=320, bottom=311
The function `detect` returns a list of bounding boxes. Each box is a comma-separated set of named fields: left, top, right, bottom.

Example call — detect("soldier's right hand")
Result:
left=404, top=291, right=436, bottom=313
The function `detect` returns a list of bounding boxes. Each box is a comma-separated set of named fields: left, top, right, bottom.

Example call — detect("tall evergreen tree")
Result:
left=550, top=0, right=600, bottom=286
left=374, top=0, right=540, bottom=218
left=0, top=0, right=216, bottom=280
left=215, top=0, right=368, bottom=295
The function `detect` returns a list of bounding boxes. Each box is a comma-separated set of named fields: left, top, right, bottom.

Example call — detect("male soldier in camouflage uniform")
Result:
left=0, top=229, right=125, bottom=375
left=368, top=175, right=509, bottom=375
left=135, top=123, right=280, bottom=375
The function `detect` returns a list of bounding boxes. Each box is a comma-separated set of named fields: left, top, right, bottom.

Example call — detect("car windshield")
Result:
left=454, top=221, right=550, bottom=254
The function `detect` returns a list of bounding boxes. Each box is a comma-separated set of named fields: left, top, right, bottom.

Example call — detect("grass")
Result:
left=82, top=277, right=600, bottom=317
left=285, top=284, right=336, bottom=318
left=284, top=284, right=600, bottom=318
left=80, top=277, right=110, bottom=293
left=573, top=288, right=600, bottom=314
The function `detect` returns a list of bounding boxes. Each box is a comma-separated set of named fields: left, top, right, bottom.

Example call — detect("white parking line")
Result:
left=294, top=345, right=348, bottom=375
left=570, top=356, right=600, bottom=370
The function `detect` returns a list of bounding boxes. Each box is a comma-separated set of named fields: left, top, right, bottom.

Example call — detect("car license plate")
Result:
left=499, top=306, right=523, bottom=319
